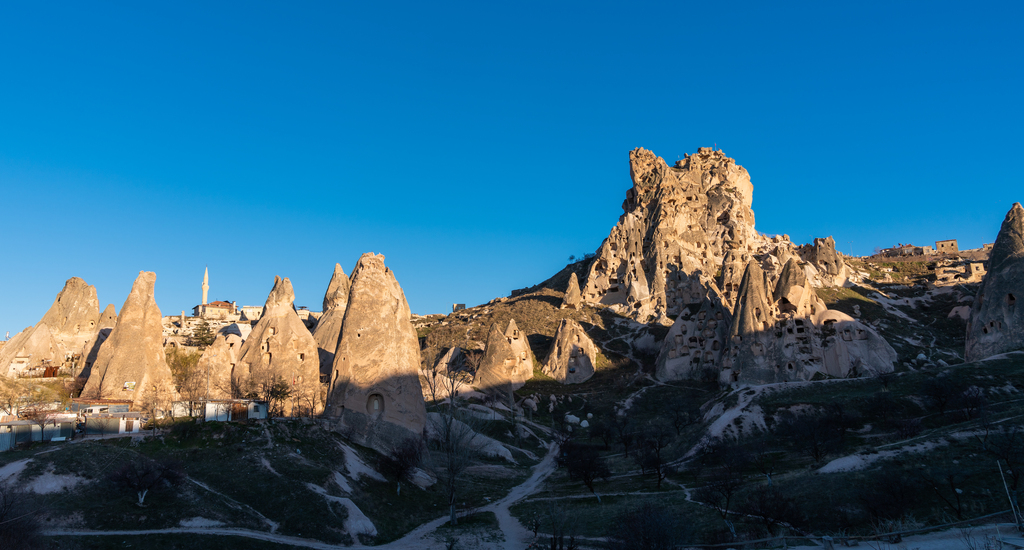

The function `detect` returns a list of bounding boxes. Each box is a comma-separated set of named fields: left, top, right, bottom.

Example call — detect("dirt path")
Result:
left=42, top=442, right=560, bottom=550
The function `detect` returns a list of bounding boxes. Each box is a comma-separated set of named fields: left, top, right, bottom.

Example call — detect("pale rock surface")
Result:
left=655, top=288, right=733, bottom=381
left=233, top=276, right=321, bottom=415
left=966, top=203, right=1024, bottom=361
left=719, top=261, right=895, bottom=385
left=196, top=332, right=242, bottom=399
left=81, top=272, right=176, bottom=409
left=78, top=304, right=117, bottom=381
left=581, top=147, right=769, bottom=323
left=1, top=277, right=101, bottom=377
left=473, top=319, right=534, bottom=391
left=796, top=236, right=848, bottom=287
left=312, top=263, right=350, bottom=377
left=325, top=253, right=426, bottom=453
left=542, top=319, right=598, bottom=384
left=561, top=272, right=582, bottom=310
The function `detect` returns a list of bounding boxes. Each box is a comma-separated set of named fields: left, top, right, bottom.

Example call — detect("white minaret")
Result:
left=202, top=266, right=209, bottom=305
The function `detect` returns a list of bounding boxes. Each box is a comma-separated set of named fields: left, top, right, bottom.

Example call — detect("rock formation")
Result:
left=78, top=303, right=117, bottom=380
left=474, top=319, right=534, bottom=391
left=581, top=147, right=770, bottom=323
left=1, top=277, right=101, bottom=377
left=81, top=272, right=176, bottom=409
left=312, top=263, right=350, bottom=377
left=561, top=273, right=582, bottom=310
left=542, top=319, right=599, bottom=384
left=196, top=331, right=243, bottom=400
left=655, top=288, right=733, bottom=381
left=325, top=253, right=426, bottom=453
left=796, top=236, right=848, bottom=287
left=233, top=276, right=321, bottom=415
left=716, top=261, right=894, bottom=384
left=966, top=203, right=1024, bottom=361
left=577, top=147, right=856, bottom=325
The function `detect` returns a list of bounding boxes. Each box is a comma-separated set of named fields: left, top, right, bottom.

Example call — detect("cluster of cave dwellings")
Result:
left=972, top=292, right=1017, bottom=335
left=663, top=309, right=725, bottom=368
left=587, top=239, right=643, bottom=305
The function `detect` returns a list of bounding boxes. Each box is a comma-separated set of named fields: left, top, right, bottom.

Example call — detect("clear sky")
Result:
left=1, top=1, right=1021, bottom=335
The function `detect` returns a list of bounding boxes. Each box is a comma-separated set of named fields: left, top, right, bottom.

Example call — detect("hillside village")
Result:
left=1, top=147, right=1023, bottom=550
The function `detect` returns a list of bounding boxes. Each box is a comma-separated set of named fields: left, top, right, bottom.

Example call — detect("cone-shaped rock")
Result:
left=561, top=273, right=582, bottom=310
left=233, top=276, right=321, bottom=415
left=325, top=253, right=426, bottom=453
left=197, top=331, right=243, bottom=400
left=656, top=288, right=732, bottom=381
left=1, top=277, right=100, bottom=377
left=474, top=319, right=535, bottom=391
left=78, top=304, right=117, bottom=381
left=966, top=203, right=1024, bottom=361
left=542, top=319, right=598, bottom=384
left=81, top=272, right=176, bottom=409
left=312, top=263, right=351, bottom=377
left=773, top=258, right=827, bottom=318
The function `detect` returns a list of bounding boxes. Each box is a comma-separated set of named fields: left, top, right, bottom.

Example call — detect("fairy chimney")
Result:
left=542, top=319, right=598, bottom=384
left=325, top=253, right=426, bottom=453
left=966, top=203, right=1024, bottom=361
left=312, top=263, right=351, bottom=377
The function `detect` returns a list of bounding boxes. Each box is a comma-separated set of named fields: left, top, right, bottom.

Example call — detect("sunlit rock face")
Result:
left=78, top=303, right=117, bottom=381
left=325, top=253, right=426, bottom=453
left=474, top=319, right=534, bottom=392
left=542, top=319, right=598, bottom=384
left=580, top=147, right=785, bottom=324
left=233, top=276, right=321, bottom=415
left=312, top=263, right=350, bottom=378
left=1, top=277, right=101, bottom=377
left=561, top=272, right=582, bottom=310
left=966, top=203, right=1024, bottom=362
left=655, top=287, right=732, bottom=382
left=81, top=272, right=177, bottom=409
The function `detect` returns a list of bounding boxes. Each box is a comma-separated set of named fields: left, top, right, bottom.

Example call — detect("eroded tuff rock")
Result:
left=542, top=319, right=598, bottom=384
left=78, top=303, right=117, bottom=381
left=716, top=261, right=894, bottom=385
left=81, top=272, right=176, bottom=409
left=1, top=277, right=100, bottom=376
left=233, top=276, right=320, bottom=415
left=655, top=288, right=733, bottom=381
left=474, top=319, right=534, bottom=391
left=196, top=331, right=243, bottom=400
left=581, top=147, right=769, bottom=323
left=325, top=253, right=426, bottom=453
left=578, top=147, right=851, bottom=324
left=966, top=203, right=1024, bottom=361
left=561, top=273, right=582, bottom=310
left=796, top=236, right=848, bottom=287
left=312, top=263, right=351, bottom=377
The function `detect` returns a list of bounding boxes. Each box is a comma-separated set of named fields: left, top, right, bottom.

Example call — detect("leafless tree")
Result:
left=0, top=482, right=42, bottom=550
left=543, top=501, right=580, bottom=550
left=607, top=500, right=681, bottom=550
left=108, top=457, right=184, bottom=506
left=377, top=437, right=423, bottom=495
left=431, top=367, right=477, bottom=526
left=739, top=484, right=799, bottom=537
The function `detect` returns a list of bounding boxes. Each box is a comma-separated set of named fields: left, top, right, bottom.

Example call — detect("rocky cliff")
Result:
left=966, top=203, right=1024, bottom=361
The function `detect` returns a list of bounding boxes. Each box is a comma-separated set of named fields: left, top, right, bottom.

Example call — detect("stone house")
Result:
left=936, top=239, right=959, bottom=254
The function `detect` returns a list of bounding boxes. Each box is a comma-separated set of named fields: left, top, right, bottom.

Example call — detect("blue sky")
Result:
left=1, top=1, right=1021, bottom=334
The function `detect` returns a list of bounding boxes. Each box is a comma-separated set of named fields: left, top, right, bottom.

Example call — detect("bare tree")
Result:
left=543, top=501, right=580, bottom=550
left=561, top=442, right=610, bottom=500
left=431, top=368, right=476, bottom=526
left=108, top=457, right=184, bottom=506
left=607, top=500, right=681, bottom=550
left=0, top=482, right=42, bottom=550
left=377, top=437, right=423, bottom=495
left=739, top=484, right=799, bottom=537
left=167, top=346, right=203, bottom=416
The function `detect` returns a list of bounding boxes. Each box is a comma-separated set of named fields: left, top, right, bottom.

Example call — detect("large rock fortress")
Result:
left=312, top=263, right=350, bottom=378
left=581, top=147, right=765, bottom=324
left=966, top=203, right=1024, bottom=361
left=233, top=276, right=321, bottom=415
left=325, top=253, right=426, bottom=453
left=0, top=277, right=100, bottom=376
left=81, top=272, right=176, bottom=409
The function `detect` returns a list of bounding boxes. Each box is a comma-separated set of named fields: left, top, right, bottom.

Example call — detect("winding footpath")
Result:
left=43, top=443, right=560, bottom=550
